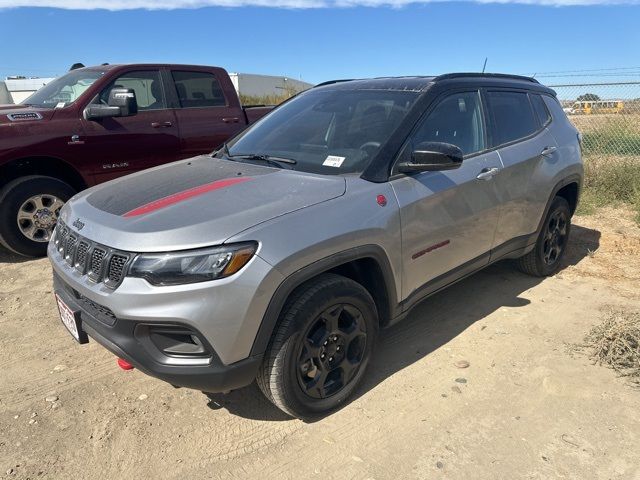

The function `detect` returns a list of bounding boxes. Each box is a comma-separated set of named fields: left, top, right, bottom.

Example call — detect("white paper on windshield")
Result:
left=323, top=155, right=345, bottom=168
left=55, top=102, right=66, bottom=109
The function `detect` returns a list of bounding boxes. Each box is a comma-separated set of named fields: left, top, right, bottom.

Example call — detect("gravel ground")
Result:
left=1, top=208, right=639, bottom=479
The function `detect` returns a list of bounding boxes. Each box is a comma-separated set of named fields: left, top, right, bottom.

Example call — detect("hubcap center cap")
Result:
left=320, top=334, right=345, bottom=364
left=34, top=209, right=55, bottom=228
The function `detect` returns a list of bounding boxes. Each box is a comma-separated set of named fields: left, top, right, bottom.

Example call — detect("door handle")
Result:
left=476, top=167, right=500, bottom=181
left=541, top=146, right=557, bottom=157
left=222, top=117, right=240, bottom=124
left=151, top=121, right=173, bottom=128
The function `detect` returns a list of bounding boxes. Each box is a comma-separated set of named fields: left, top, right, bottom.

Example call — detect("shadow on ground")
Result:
left=205, top=225, right=601, bottom=421
left=0, top=246, right=31, bottom=265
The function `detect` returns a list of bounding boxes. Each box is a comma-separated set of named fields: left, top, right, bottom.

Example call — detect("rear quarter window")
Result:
left=487, top=91, right=538, bottom=146
left=530, top=93, right=552, bottom=126
left=171, top=71, right=226, bottom=108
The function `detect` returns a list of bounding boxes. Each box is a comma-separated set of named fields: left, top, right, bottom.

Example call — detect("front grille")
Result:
left=107, top=254, right=128, bottom=284
left=89, top=248, right=107, bottom=279
left=76, top=293, right=117, bottom=326
left=53, top=272, right=118, bottom=327
left=53, top=221, right=131, bottom=289
left=64, top=235, right=77, bottom=265
left=75, top=241, right=89, bottom=272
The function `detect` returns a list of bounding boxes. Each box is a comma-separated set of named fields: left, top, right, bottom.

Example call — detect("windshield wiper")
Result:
left=222, top=147, right=297, bottom=169
left=217, top=143, right=297, bottom=168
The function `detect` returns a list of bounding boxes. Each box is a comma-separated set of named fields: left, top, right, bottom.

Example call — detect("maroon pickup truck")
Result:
left=0, top=64, right=273, bottom=256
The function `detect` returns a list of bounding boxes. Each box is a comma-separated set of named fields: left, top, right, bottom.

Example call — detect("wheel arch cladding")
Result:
left=0, top=156, right=87, bottom=192
left=555, top=181, right=580, bottom=215
left=250, top=246, right=398, bottom=357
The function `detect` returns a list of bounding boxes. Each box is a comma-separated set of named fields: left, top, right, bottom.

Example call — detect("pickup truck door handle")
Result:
left=541, top=146, right=557, bottom=157
left=222, top=117, right=240, bottom=124
left=476, top=167, right=500, bottom=181
left=151, top=121, right=173, bottom=128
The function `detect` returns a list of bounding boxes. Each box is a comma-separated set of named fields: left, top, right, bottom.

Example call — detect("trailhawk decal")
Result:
left=123, top=177, right=252, bottom=217
left=412, top=240, right=451, bottom=260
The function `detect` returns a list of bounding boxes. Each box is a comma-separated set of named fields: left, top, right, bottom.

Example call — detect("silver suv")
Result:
left=49, top=73, right=583, bottom=419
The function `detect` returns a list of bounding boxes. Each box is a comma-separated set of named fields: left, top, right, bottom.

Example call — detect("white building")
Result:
left=3, top=77, right=55, bottom=104
left=229, top=73, right=313, bottom=99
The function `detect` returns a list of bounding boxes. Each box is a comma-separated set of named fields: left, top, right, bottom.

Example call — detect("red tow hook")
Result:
left=117, top=358, right=134, bottom=371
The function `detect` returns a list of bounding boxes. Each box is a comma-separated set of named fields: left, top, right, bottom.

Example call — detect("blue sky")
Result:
left=0, top=2, right=639, bottom=85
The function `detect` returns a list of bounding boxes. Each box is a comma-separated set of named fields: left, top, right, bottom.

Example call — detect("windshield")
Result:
left=23, top=69, right=104, bottom=108
left=224, top=88, right=419, bottom=175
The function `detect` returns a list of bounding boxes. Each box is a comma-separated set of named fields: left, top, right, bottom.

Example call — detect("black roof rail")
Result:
left=313, top=79, right=355, bottom=88
left=433, top=73, right=540, bottom=84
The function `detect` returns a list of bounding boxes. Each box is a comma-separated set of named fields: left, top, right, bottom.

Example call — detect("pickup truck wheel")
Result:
left=257, top=273, right=378, bottom=419
left=516, top=196, right=571, bottom=277
left=0, top=176, right=75, bottom=257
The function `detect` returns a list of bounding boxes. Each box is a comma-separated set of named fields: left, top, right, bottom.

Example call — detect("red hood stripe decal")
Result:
left=123, top=177, right=252, bottom=217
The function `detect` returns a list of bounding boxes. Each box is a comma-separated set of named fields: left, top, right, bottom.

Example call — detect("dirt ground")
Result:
left=1, top=208, right=639, bottom=480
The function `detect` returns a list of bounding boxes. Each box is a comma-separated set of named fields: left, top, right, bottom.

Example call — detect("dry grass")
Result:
left=580, top=310, right=640, bottom=387
left=578, top=155, right=640, bottom=223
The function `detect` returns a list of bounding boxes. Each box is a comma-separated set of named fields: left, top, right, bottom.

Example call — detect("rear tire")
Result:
left=0, top=176, right=75, bottom=257
left=516, top=196, right=571, bottom=277
left=257, top=273, right=378, bottom=419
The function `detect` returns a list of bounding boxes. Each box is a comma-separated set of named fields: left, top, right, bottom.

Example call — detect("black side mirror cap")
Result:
left=398, top=142, right=464, bottom=173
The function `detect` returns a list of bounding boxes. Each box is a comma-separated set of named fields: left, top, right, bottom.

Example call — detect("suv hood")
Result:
left=59, top=156, right=346, bottom=252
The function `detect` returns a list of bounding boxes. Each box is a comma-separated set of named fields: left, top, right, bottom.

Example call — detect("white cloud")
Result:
left=0, top=0, right=638, bottom=8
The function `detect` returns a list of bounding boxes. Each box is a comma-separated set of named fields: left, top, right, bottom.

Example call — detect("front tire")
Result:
left=516, top=196, right=571, bottom=277
left=257, top=273, right=378, bottom=419
left=0, top=176, right=75, bottom=257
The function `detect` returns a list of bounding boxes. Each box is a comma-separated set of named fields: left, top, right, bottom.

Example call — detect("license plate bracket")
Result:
left=55, top=294, right=89, bottom=344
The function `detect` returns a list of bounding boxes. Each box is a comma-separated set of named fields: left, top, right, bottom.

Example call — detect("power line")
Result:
left=523, top=66, right=640, bottom=75
left=534, top=73, right=640, bottom=79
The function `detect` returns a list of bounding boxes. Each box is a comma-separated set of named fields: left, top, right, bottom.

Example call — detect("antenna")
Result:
left=482, top=58, right=488, bottom=74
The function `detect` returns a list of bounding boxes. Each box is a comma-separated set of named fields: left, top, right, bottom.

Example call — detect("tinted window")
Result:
left=530, top=93, right=551, bottom=126
left=172, top=71, right=226, bottom=108
left=412, top=91, right=485, bottom=156
left=542, top=94, right=568, bottom=122
left=487, top=91, right=538, bottom=146
left=98, top=70, right=165, bottom=111
left=224, top=89, right=418, bottom=175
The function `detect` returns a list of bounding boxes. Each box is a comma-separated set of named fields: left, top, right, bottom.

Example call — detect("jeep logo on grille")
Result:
left=72, top=218, right=85, bottom=231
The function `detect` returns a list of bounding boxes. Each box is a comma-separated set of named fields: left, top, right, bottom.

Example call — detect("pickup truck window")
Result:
left=97, top=70, right=166, bottom=111
left=172, top=71, right=226, bottom=108
left=226, top=89, right=419, bottom=175
left=23, top=69, right=103, bottom=108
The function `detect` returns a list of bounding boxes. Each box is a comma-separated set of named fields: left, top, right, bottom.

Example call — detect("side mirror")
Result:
left=398, top=142, right=464, bottom=173
left=84, top=88, right=138, bottom=120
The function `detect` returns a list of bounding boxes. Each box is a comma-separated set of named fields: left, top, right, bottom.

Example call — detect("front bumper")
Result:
left=48, top=235, right=284, bottom=393
left=53, top=273, right=263, bottom=392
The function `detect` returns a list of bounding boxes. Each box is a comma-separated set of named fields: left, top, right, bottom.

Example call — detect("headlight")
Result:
left=128, top=242, right=257, bottom=286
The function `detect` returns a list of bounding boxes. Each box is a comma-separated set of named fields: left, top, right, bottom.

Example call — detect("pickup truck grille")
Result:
left=53, top=221, right=132, bottom=289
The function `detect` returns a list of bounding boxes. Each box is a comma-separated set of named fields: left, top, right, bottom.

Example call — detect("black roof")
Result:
left=314, top=73, right=547, bottom=93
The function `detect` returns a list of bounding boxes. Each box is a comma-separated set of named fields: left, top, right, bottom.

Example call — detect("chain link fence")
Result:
left=549, top=82, right=640, bottom=161
left=547, top=80, right=640, bottom=219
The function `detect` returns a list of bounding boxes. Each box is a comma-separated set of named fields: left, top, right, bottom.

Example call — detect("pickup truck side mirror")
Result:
left=397, top=142, right=464, bottom=173
left=84, top=88, right=138, bottom=121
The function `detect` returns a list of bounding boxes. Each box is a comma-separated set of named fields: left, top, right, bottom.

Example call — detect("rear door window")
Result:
left=486, top=91, right=538, bottom=146
left=530, top=93, right=552, bottom=127
left=171, top=71, right=226, bottom=108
